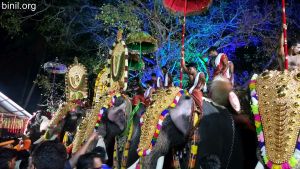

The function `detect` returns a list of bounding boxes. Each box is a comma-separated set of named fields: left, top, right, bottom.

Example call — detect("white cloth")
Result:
left=215, top=53, right=230, bottom=79
left=189, top=72, right=203, bottom=94
left=157, top=77, right=161, bottom=88
left=144, top=87, right=152, bottom=98
left=164, top=73, right=168, bottom=87
left=96, top=136, right=108, bottom=160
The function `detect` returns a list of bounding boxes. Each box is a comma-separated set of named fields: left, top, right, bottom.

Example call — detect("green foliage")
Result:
left=0, top=11, right=22, bottom=35
left=96, top=3, right=141, bottom=32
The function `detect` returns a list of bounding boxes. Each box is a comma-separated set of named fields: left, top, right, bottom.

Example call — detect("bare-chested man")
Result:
left=278, top=33, right=300, bottom=70
left=182, top=60, right=206, bottom=111
left=208, top=46, right=234, bottom=85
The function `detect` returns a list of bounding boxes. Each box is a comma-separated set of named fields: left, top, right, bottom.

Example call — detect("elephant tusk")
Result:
left=156, top=156, right=165, bottom=169
left=127, top=158, right=139, bottom=169
left=255, top=161, right=264, bottom=169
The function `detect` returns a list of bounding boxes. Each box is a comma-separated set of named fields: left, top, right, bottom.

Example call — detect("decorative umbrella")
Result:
left=163, top=0, right=212, bottom=88
left=126, top=32, right=158, bottom=54
left=43, top=59, right=67, bottom=74
left=43, top=58, right=67, bottom=111
left=126, top=32, right=157, bottom=70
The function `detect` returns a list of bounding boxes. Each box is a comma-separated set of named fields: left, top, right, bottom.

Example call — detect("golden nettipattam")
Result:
left=256, top=70, right=300, bottom=164
left=138, top=87, right=181, bottom=153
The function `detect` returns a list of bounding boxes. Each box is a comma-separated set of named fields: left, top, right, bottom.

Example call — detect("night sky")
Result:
left=0, top=28, right=49, bottom=113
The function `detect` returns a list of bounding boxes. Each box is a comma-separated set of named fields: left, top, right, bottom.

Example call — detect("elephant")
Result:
left=25, top=103, right=87, bottom=146
left=139, top=92, right=245, bottom=169
left=94, top=95, right=145, bottom=168
left=25, top=110, right=51, bottom=143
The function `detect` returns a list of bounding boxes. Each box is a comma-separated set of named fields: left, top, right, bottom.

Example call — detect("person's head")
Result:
left=91, top=147, right=107, bottom=163
left=208, top=46, right=218, bottom=57
left=0, top=148, right=17, bottom=169
left=186, top=62, right=198, bottom=75
left=151, top=73, right=157, bottom=81
left=145, top=80, right=153, bottom=87
left=290, top=40, right=300, bottom=55
left=30, top=141, right=67, bottom=169
left=76, top=153, right=103, bottom=169
left=162, top=66, right=168, bottom=74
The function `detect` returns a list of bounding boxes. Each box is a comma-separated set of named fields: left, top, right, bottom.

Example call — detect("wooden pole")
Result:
left=180, top=0, right=187, bottom=88
left=281, top=0, right=288, bottom=70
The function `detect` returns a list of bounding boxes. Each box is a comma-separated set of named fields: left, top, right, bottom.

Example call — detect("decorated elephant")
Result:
left=72, top=93, right=146, bottom=168
left=25, top=101, right=88, bottom=147
left=24, top=110, right=51, bottom=143
left=210, top=77, right=258, bottom=169
left=104, top=100, right=146, bottom=168
left=136, top=87, right=246, bottom=169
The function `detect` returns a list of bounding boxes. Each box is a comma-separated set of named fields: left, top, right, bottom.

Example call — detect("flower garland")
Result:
left=119, top=103, right=142, bottom=168
left=120, top=123, right=134, bottom=169
left=250, top=74, right=300, bottom=169
left=137, top=90, right=186, bottom=157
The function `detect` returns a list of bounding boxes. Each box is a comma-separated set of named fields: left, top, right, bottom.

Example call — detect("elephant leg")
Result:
left=141, top=132, right=170, bottom=169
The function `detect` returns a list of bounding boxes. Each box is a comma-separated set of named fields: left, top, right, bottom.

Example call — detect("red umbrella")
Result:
left=164, top=0, right=212, bottom=15
left=163, top=0, right=212, bottom=88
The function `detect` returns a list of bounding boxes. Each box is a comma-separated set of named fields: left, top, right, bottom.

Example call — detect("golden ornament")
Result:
left=256, top=70, right=300, bottom=164
left=138, top=87, right=181, bottom=152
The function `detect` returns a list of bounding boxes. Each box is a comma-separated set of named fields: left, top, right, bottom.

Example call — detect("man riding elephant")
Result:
left=138, top=87, right=245, bottom=169
left=182, top=59, right=205, bottom=113
left=208, top=46, right=234, bottom=86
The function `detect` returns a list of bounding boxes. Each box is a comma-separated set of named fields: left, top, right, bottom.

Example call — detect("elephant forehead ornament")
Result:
left=138, top=87, right=181, bottom=155
left=107, top=30, right=129, bottom=91
left=65, top=57, right=88, bottom=101
left=251, top=70, right=300, bottom=167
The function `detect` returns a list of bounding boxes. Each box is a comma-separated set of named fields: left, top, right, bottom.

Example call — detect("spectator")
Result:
left=91, top=146, right=107, bottom=163
left=30, top=141, right=67, bottom=169
left=77, top=152, right=111, bottom=169
left=0, top=147, right=18, bottom=169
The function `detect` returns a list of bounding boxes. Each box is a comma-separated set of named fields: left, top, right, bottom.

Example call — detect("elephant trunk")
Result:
left=142, top=131, right=170, bottom=169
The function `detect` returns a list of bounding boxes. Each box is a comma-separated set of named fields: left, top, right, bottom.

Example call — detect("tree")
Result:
left=97, top=0, right=299, bottom=86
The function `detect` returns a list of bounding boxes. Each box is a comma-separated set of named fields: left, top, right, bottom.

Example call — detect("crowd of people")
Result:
left=0, top=132, right=110, bottom=169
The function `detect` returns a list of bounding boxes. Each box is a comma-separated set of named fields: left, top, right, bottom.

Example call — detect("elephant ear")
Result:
left=108, top=102, right=126, bottom=130
left=228, top=91, right=241, bottom=113
left=39, top=116, right=50, bottom=132
left=169, top=96, right=193, bottom=136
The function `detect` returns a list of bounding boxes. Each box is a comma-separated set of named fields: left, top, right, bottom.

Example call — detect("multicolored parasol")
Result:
left=163, top=0, right=212, bottom=88
left=43, top=58, right=67, bottom=74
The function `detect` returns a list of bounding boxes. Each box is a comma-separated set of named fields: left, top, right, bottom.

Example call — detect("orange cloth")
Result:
left=213, top=54, right=229, bottom=78
left=191, top=88, right=203, bottom=112
left=132, top=94, right=146, bottom=106
left=14, top=139, right=31, bottom=151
